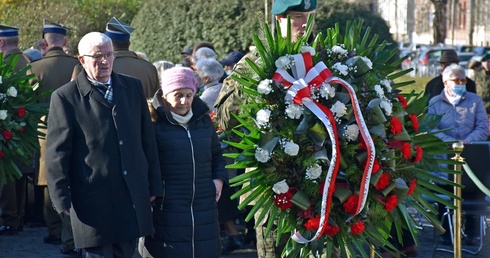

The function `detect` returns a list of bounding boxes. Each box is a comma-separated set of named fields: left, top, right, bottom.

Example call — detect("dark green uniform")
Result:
left=112, top=50, right=159, bottom=99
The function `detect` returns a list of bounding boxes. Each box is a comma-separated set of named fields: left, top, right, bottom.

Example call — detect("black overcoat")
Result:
left=45, top=70, right=163, bottom=248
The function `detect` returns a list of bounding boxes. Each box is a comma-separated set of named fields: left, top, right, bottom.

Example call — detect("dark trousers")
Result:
left=43, top=186, right=62, bottom=236
left=85, top=239, right=136, bottom=258
left=0, top=175, right=27, bottom=227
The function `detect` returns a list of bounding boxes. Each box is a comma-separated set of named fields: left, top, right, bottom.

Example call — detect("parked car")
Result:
left=416, top=47, right=455, bottom=77
left=458, top=52, right=476, bottom=79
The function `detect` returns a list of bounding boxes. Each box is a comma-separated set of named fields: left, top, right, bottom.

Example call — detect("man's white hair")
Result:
left=78, top=32, right=112, bottom=56
left=442, top=63, right=466, bottom=82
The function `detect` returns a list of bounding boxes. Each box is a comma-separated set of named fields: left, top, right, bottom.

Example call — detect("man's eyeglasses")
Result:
left=447, top=78, right=467, bottom=84
left=83, top=52, right=114, bottom=60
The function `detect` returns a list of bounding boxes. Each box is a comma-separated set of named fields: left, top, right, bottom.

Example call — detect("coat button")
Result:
left=123, top=170, right=127, bottom=175
left=119, top=140, right=123, bottom=145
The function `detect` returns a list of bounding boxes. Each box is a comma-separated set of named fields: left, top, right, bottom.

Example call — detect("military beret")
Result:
left=0, top=24, right=19, bottom=37
left=271, top=0, right=317, bottom=15
left=481, top=53, right=490, bottom=62
left=42, top=19, right=68, bottom=36
left=105, top=17, right=134, bottom=41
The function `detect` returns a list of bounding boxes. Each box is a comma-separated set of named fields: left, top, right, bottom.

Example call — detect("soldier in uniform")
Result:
left=213, top=1, right=320, bottom=257
left=28, top=19, right=81, bottom=256
left=475, top=53, right=490, bottom=122
left=105, top=17, right=159, bottom=99
left=0, top=24, right=30, bottom=236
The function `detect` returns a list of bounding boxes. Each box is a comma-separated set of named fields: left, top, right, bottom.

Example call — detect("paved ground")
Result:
left=0, top=220, right=488, bottom=258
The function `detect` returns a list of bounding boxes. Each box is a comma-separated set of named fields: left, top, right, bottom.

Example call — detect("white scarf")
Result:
left=170, top=109, right=193, bottom=125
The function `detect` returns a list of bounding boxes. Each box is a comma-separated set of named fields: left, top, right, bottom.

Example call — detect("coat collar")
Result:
left=44, top=47, right=71, bottom=58
left=151, top=89, right=210, bottom=124
left=114, top=50, right=138, bottom=59
left=76, top=70, right=128, bottom=107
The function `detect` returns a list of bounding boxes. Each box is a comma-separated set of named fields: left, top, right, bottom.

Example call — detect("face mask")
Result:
left=451, top=84, right=466, bottom=96
left=225, top=70, right=232, bottom=76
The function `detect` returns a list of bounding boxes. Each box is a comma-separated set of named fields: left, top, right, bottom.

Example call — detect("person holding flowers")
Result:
left=428, top=63, right=488, bottom=246
left=214, top=0, right=454, bottom=256
left=143, top=67, right=228, bottom=258
left=214, top=0, right=319, bottom=257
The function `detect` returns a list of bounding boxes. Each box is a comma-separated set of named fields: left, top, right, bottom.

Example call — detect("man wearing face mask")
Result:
left=424, top=50, right=476, bottom=102
left=219, top=51, right=244, bottom=78
left=428, top=63, right=488, bottom=246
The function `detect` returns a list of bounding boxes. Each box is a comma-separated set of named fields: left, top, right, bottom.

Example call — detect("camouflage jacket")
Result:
left=213, top=51, right=259, bottom=132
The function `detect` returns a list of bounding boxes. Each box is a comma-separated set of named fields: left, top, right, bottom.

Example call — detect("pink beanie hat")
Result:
left=160, top=67, right=198, bottom=96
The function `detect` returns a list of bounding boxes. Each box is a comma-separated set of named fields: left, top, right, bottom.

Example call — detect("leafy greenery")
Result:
left=0, top=54, right=48, bottom=183
left=0, top=0, right=141, bottom=50
left=225, top=18, right=453, bottom=257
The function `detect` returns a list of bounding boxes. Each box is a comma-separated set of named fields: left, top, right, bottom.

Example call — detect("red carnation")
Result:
left=274, top=192, right=293, bottom=210
left=304, top=216, right=320, bottom=231
left=407, top=179, right=417, bottom=195
left=401, top=142, right=412, bottom=160
left=368, top=158, right=380, bottom=174
left=408, top=114, right=419, bottom=132
left=2, top=130, right=13, bottom=140
left=375, top=173, right=391, bottom=190
left=19, top=126, right=26, bottom=133
left=343, top=195, right=359, bottom=214
left=413, top=145, right=423, bottom=163
left=323, top=224, right=340, bottom=237
left=397, top=95, right=408, bottom=109
left=350, top=221, right=365, bottom=235
left=0, top=150, right=4, bottom=159
left=387, top=140, right=403, bottom=149
left=385, top=194, right=398, bottom=212
left=17, top=107, right=26, bottom=118
left=390, top=116, right=403, bottom=135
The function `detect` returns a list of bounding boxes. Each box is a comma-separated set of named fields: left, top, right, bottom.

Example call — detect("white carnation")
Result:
left=0, top=76, right=3, bottom=84
left=306, top=164, right=322, bottom=180
left=275, top=55, right=292, bottom=69
left=332, top=62, right=349, bottom=76
left=0, top=110, right=7, bottom=120
left=331, top=101, right=347, bottom=118
left=283, top=140, right=299, bottom=156
left=285, top=103, right=303, bottom=119
left=374, top=84, right=384, bottom=98
left=380, top=79, right=392, bottom=93
left=255, top=109, right=271, bottom=127
left=255, top=147, right=271, bottom=163
left=320, top=83, right=336, bottom=99
left=331, top=45, right=348, bottom=55
left=7, top=87, right=17, bottom=97
left=272, top=179, right=289, bottom=194
left=360, top=56, right=373, bottom=69
left=257, top=79, right=273, bottom=95
left=380, top=99, right=393, bottom=116
left=345, top=124, right=360, bottom=141
left=300, top=45, right=316, bottom=56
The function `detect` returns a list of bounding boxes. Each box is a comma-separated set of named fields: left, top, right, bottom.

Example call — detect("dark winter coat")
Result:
left=45, top=70, right=163, bottom=248
left=146, top=89, right=227, bottom=258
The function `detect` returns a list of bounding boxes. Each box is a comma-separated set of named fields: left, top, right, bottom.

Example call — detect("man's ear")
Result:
left=77, top=55, right=85, bottom=65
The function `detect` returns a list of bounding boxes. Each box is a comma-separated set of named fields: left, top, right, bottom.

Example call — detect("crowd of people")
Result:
left=0, top=0, right=488, bottom=257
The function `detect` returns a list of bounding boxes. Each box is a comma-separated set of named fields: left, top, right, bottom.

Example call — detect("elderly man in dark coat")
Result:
left=45, top=31, right=162, bottom=258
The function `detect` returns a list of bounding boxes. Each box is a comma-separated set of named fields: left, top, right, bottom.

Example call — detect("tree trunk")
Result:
left=431, top=0, right=448, bottom=44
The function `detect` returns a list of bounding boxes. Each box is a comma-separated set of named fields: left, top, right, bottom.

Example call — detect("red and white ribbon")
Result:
left=272, top=52, right=375, bottom=243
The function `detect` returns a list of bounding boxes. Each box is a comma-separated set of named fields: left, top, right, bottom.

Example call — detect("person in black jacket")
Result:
left=424, top=50, right=476, bottom=101
left=144, top=67, right=228, bottom=258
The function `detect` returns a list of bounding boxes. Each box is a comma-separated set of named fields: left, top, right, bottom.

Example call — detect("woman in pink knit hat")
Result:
left=141, top=67, right=228, bottom=258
